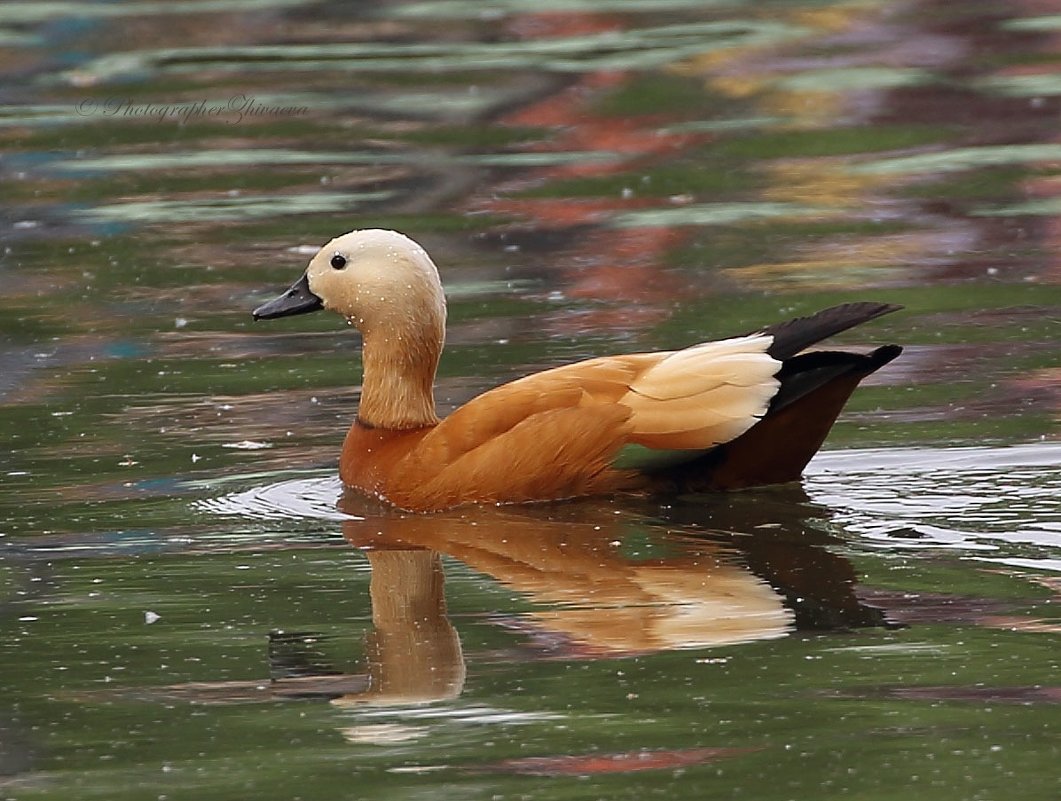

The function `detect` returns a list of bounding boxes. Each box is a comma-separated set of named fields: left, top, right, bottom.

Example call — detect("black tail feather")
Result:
left=756, top=302, right=903, bottom=360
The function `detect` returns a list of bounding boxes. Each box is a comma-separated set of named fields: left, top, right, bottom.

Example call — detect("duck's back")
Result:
left=340, top=335, right=780, bottom=511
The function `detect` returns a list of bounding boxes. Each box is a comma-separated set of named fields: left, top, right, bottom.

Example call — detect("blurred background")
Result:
left=1, top=1, right=1059, bottom=799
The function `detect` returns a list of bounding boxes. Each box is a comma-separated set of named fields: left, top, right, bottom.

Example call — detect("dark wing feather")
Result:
left=768, top=344, right=902, bottom=411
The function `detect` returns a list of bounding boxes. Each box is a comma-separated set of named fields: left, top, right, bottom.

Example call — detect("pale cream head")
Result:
left=304, top=229, right=447, bottom=337
left=304, top=229, right=447, bottom=430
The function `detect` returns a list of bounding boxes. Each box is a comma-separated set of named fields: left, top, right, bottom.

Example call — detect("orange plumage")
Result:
left=253, top=229, right=901, bottom=512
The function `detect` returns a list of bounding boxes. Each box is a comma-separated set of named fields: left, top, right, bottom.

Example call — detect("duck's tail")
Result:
left=645, top=303, right=903, bottom=492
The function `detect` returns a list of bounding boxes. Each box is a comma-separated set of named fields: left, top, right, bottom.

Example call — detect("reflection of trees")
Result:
left=670, top=1, right=1054, bottom=285
left=452, top=3, right=1058, bottom=426
left=466, top=2, right=1059, bottom=302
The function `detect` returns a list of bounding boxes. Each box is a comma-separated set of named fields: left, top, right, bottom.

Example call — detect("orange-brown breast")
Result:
left=339, top=422, right=434, bottom=501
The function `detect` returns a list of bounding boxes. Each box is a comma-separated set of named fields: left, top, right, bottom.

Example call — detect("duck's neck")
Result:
left=357, top=321, right=443, bottom=430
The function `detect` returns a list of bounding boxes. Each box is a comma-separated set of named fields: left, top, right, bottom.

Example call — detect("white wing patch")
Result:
left=620, top=335, right=780, bottom=449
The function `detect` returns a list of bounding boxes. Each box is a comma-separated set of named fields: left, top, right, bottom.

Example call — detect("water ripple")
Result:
left=195, top=473, right=356, bottom=521
left=807, top=442, right=1061, bottom=564
left=194, top=444, right=1061, bottom=568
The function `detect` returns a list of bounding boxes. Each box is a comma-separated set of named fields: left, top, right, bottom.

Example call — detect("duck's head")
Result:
left=252, top=229, right=446, bottom=339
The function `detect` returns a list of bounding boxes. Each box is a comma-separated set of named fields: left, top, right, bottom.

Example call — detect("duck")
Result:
left=253, top=228, right=901, bottom=512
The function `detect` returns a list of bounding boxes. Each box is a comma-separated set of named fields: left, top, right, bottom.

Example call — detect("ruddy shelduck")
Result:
left=253, top=229, right=901, bottom=511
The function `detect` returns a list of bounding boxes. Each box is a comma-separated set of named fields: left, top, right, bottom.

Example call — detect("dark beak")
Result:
left=252, top=273, right=324, bottom=320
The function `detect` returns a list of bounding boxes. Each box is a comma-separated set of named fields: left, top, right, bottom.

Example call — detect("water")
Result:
left=2, top=1, right=1059, bottom=799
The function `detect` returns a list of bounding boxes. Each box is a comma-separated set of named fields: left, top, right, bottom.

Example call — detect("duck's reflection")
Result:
left=355, top=549, right=465, bottom=705
left=90, top=489, right=888, bottom=708
left=320, top=487, right=888, bottom=707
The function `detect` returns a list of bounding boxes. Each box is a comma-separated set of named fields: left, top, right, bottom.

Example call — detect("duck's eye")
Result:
left=330, top=253, right=347, bottom=270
